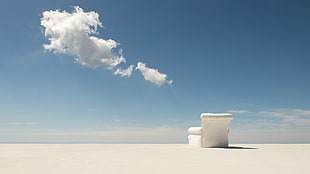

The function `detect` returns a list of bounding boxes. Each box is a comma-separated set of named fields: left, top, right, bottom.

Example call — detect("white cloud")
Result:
left=114, top=65, right=134, bottom=77
left=41, top=6, right=173, bottom=86
left=136, top=62, right=173, bottom=85
left=41, top=6, right=125, bottom=69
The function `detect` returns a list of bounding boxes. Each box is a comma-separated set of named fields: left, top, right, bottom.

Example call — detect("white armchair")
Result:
left=188, top=113, right=233, bottom=148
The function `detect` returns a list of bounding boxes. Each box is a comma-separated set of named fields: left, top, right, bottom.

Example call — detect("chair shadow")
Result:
left=224, top=146, right=258, bottom=150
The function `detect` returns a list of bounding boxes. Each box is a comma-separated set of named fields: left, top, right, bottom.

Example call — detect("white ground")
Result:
left=0, top=144, right=309, bottom=174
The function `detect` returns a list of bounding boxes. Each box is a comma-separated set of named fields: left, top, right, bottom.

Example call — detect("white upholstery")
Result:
left=188, top=127, right=203, bottom=134
left=188, top=113, right=233, bottom=148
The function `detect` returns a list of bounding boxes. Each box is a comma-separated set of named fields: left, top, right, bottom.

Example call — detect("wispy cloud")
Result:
left=229, top=108, right=310, bottom=126
left=41, top=6, right=172, bottom=86
left=227, top=110, right=248, bottom=114
left=257, top=108, right=310, bottom=127
left=41, top=127, right=182, bottom=136
left=114, top=65, right=134, bottom=77
left=14, top=126, right=186, bottom=143
left=228, top=108, right=310, bottom=143
left=8, top=122, right=40, bottom=125
left=230, top=128, right=310, bottom=143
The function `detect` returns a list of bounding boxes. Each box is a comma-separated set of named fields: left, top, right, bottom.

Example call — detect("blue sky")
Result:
left=0, top=0, right=309, bottom=143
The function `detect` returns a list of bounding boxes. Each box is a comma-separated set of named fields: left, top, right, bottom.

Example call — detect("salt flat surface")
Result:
left=0, top=144, right=309, bottom=174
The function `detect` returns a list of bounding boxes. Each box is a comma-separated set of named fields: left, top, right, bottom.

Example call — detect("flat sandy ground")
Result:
left=0, top=144, right=309, bottom=174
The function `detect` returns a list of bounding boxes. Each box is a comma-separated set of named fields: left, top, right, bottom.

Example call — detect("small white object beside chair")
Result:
left=188, top=113, right=233, bottom=148
left=188, top=127, right=203, bottom=147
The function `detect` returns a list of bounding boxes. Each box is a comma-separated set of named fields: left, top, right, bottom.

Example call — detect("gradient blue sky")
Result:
left=0, top=0, right=309, bottom=143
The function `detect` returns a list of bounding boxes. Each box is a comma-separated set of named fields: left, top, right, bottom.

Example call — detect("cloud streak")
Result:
left=227, top=110, right=248, bottom=114
left=41, top=6, right=172, bottom=86
left=257, top=108, right=310, bottom=127
left=228, top=108, right=310, bottom=143
left=6, top=126, right=186, bottom=143
left=8, top=122, right=40, bottom=125
left=231, top=108, right=310, bottom=130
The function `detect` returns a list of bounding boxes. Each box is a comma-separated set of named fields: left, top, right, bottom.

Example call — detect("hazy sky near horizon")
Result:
left=0, top=0, right=309, bottom=143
